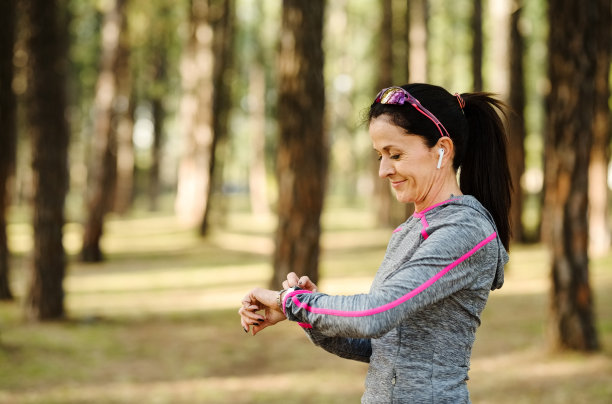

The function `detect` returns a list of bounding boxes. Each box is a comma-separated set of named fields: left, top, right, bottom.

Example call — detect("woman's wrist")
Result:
left=277, top=287, right=297, bottom=311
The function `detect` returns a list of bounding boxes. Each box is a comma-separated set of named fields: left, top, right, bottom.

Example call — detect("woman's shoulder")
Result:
left=426, top=196, right=497, bottom=236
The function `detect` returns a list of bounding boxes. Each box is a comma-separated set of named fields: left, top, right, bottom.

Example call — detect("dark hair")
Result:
left=368, top=83, right=512, bottom=250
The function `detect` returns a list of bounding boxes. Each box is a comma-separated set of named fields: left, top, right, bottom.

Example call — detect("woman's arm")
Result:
left=239, top=274, right=372, bottom=362
left=303, top=328, right=372, bottom=363
left=283, top=222, right=499, bottom=339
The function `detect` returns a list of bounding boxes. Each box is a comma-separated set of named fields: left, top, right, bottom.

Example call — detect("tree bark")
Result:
left=391, top=0, right=408, bottom=82
left=81, top=0, right=128, bottom=262
left=0, top=0, right=17, bottom=300
left=489, top=0, right=510, bottom=97
left=508, top=0, right=526, bottom=243
left=373, top=0, right=396, bottom=228
left=248, top=63, right=270, bottom=217
left=146, top=4, right=172, bottom=212
left=408, top=0, right=428, bottom=83
left=24, top=0, right=70, bottom=320
left=149, top=96, right=164, bottom=211
left=175, top=0, right=214, bottom=227
left=112, top=30, right=134, bottom=215
left=588, top=0, right=611, bottom=257
left=272, top=0, right=327, bottom=288
left=545, top=0, right=600, bottom=351
left=201, top=0, right=234, bottom=235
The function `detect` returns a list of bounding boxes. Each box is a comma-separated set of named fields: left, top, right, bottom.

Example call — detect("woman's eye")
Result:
left=390, top=154, right=400, bottom=160
left=376, top=155, right=382, bottom=161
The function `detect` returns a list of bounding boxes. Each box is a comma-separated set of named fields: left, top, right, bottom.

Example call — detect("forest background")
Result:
left=0, top=0, right=611, bottom=402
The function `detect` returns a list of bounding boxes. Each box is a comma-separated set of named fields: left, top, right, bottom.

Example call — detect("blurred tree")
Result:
left=489, top=0, right=510, bottom=97
left=373, top=0, right=395, bottom=228
left=127, top=0, right=183, bottom=212
left=272, top=0, right=326, bottom=287
left=507, top=0, right=526, bottom=243
left=0, top=0, right=17, bottom=300
left=142, top=1, right=175, bottom=212
left=373, top=0, right=414, bottom=228
left=544, top=0, right=601, bottom=351
left=408, top=0, right=428, bottom=83
left=471, top=0, right=482, bottom=91
left=148, top=45, right=168, bottom=211
left=201, top=0, right=235, bottom=235
left=246, top=3, right=271, bottom=217
left=112, top=17, right=134, bottom=215
left=588, top=0, right=611, bottom=257
left=175, top=0, right=214, bottom=227
left=148, top=58, right=167, bottom=211
left=391, top=0, right=409, bottom=82
left=81, top=0, right=129, bottom=262
left=23, top=0, right=70, bottom=320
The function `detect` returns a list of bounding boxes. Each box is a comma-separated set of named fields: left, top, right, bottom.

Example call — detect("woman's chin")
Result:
left=393, top=192, right=415, bottom=204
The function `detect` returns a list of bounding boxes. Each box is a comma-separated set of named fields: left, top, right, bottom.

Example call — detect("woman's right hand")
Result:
left=282, top=272, right=318, bottom=292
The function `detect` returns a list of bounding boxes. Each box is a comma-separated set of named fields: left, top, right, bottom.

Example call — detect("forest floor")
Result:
left=1, top=205, right=611, bottom=403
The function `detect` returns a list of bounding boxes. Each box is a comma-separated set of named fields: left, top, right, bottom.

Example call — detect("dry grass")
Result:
left=1, top=207, right=611, bottom=403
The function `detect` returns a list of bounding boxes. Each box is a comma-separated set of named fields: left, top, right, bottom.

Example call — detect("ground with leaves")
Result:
left=1, top=207, right=611, bottom=403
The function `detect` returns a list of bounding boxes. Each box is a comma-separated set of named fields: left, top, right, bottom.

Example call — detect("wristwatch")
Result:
left=276, top=286, right=297, bottom=309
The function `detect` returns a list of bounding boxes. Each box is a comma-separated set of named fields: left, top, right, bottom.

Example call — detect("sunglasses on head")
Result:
left=373, top=86, right=450, bottom=138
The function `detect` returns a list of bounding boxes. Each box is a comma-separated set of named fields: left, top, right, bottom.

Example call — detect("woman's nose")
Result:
left=378, top=157, right=394, bottom=178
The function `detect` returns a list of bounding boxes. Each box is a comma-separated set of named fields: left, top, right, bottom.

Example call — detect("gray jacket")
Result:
left=283, top=196, right=508, bottom=403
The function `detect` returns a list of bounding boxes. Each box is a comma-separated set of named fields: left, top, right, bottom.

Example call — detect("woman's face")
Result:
left=369, top=116, right=440, bottom=205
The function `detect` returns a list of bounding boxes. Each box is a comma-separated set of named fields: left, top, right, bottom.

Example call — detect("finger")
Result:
left=239, top=311, right=251, bottom=333
left=286, top=272, right=300, bottom=287
left=241, top=317, right=249, bottom=333
left=241, top=309, right=265, bottom=322
left=298, top=276, right=318, bottom=292
left=282, top=280, right=290, bottom=289
left=251, top=321, right=269, bottom=336
left=241, top=294, right=254, bottom=307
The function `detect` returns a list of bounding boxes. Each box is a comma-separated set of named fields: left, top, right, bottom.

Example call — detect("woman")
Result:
left=239, top=83, right=512, bottom=403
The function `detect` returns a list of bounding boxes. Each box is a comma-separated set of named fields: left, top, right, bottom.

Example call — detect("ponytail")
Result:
left=460, top=93, right=512, bottom=250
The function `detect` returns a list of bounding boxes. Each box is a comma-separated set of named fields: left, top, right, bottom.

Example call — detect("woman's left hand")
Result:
left=239, top=288, right=286, bottom=335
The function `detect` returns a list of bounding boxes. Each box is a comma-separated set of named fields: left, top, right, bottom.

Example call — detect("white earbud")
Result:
left=436, top=148, right=444, bottom=169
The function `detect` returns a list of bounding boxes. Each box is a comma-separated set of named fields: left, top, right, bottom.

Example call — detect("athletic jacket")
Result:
left=282, top=195, right=508, bottom=403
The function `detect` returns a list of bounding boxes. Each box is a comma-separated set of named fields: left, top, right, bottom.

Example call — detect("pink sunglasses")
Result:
left=373, top=86, right=451, bottom=138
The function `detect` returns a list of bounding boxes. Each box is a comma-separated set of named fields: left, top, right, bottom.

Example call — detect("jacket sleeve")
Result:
left=283, top=221, right=498, bottom=339
left=301, top=328, right=372, bottom=363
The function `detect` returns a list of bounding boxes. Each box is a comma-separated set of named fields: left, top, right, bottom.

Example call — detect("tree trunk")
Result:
left=489, top=0, right=510, bottom=97
left=271, top=0, right=327, bottom=288
left=201, top=0, right=234, bottom=235
left=507, top=0, right=526, bottom=243
left=0, top=0, right=17, bottom=300
left=588, top=0, right=611, bottom=257
left=374, top=0, right=413, bottom=226
left=248, top=63, right=270, bottom=217
left=373, top=0, right=395, bottom=228
left=175, top=0, right=214, bottom=227
left=81, top=0, right=128, bottom=262
left=146, top=4, right=171, bottom=212
left=471, top=0, right=483, bottom=91
left=24, top=0, right=70, bottom=320
left=391, top=0, right=408, bottom=82
left=246, top=3, right=270, bottom=217
left=112, top=29, right=134, bottom=215
left=408, top=0, right=428, bottom=83
left=545, top=0, right=600, bottom=351
left=149, top=96, right=164, bottom=211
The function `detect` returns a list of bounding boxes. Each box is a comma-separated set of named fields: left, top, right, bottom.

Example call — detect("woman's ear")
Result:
left=435, top=137, right=454, bottom=169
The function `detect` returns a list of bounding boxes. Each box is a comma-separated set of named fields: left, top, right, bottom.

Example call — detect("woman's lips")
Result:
left=390, top=180, right=406, bottom=188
